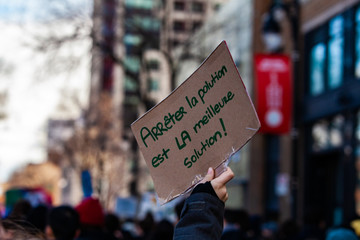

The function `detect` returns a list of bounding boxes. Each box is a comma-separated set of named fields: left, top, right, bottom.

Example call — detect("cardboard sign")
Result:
left=131, top=41, right=260, bottom=203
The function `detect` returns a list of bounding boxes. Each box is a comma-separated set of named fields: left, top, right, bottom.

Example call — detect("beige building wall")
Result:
left=160, top=0, right=230, bottom=56
left=140, top=50, right=172, bottom=104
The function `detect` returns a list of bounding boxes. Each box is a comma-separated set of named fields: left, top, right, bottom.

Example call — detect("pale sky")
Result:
left=0, top=1, right=92, bottom=182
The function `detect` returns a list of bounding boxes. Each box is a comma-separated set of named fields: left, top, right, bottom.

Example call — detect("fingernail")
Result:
left=207, top=167, right=212, bottom=174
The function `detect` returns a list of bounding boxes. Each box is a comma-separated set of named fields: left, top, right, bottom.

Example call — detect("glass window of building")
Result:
left=174, top=1, right=185, bottom=11
left=124, top=34, right=142, bottom=46
left=355, top=7, right=360, bottom=78
left=312, top=115, right=345, bottom=152
left=125, top=0, right=153, bottom=9
left=148, top=78, right=159, bottom=91
left=124, top=56, right=140, bottom=73
left=173, top=21, right=185, bottom=32
left=310, top=43, right=326, bottom=96
left=328, top=15, right=344, bottom=89
left=192, top=21, right=202, bottom=31
left=172, top=40, right=179, bottom=47
left=329, top=114, right=345, bottom=147
left=125, top=76, right=138, bottom=92
left=146, top=59, right=159, bottom=70
left=192, top=2, right=204, bottom=13
left=312, top=119, right=330, bottom=151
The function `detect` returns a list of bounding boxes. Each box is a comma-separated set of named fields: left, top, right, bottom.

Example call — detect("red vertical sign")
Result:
left=255, top=54, right=292, bottom=134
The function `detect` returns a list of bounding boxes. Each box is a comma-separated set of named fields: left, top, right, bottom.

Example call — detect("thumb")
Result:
left=212, top=167, right=234, bottom=186
left=201, top=167, right=215, bottom=183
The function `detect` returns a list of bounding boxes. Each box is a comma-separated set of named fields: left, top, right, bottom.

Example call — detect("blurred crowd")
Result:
left=1, top=196, right=360, bottom=240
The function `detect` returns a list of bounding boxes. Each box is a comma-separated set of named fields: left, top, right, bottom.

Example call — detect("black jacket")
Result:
left=173, top=182, right=224, bottom=240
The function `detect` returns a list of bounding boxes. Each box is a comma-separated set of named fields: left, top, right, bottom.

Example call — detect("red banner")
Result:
left=255, top=54, right=292, bottom=134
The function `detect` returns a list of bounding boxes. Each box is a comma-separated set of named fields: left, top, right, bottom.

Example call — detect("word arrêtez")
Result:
left=140, top=106, right=187, bottom=148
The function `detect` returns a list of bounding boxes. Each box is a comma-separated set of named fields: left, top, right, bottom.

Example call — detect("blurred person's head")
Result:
left=104, top=213, right=120, bottom=233
left=75, top=197, right=104, bottom=227
left=8, top=199, right=32, bottom=220
left=47, top=205, right=80, bottom=240
left=326, top=228, right=358, bottom=240
left=1, top=217, right=45, bottom=240
left=26, top=204, right=49, bottom=233
left=224, top=209, right=251, bottom=231
left=104, top=212, right=124, bottom=239
left=139, top=211, right=155, bottom=237
left=278, top=219, right=299, bottom=240
left=148, top=219, right=174, bottom=240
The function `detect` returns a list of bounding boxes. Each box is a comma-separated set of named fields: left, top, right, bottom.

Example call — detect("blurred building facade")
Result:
left=252, top=0, right=360, bottom=227
left=159, top=0, right=229, bottom=56
left=171, top=0, right=360, bottom=228
left=296, top=0, right=360, bottom=227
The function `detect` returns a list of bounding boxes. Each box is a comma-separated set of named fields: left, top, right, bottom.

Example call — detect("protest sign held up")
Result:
left=131, top=41, right=260, bottom=203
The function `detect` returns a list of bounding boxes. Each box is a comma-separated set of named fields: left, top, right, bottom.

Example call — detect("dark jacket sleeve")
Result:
left=173, top=182, right=225, bottom=240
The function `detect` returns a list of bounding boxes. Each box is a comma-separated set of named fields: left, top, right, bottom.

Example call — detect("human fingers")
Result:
left=201, top=167, right=215, bottom=183
left=212, top=167, right=234, bottom=186
left=211, top=167, right=234, bottom=202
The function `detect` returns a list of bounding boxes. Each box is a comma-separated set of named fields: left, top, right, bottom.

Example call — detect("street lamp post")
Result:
left=261, top=0, right=299, bottom=220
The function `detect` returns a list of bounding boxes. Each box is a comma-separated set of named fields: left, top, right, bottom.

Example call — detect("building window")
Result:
left=328, top=15, right=344, bottom=89
left=172, top=40, right=180, bottom=47
left=125, top=76, right=138, bottom=92
left=174, top=1, right=185, bottom=11
left=124, top=56, right=140, bottom=73
left=125, top=0, right=153, bottom=10
left=213, top=3, right=221, bottom=11
left=146, top=59, right=159, bottom=70
left=355, top=7, right=360, bottom=79
left=192, top=21, right=202, bottom=31
left=310, top=43, right=326, bottom=96
left=148, top=78, right=159, bottom=91
left=192, top=2, right=204, bottom=13
left=312, top=115, right=344, bottom=152
left=173, top=21, right=185, bottom=32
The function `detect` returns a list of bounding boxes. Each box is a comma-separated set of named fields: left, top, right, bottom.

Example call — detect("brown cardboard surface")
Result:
left=131, top=41, right=260, bottom=203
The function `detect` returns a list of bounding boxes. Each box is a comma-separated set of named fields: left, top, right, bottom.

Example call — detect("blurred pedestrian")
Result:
left=104, top=213, right=124, bottom=240
left=148, top=219, right=174, bottom=240
left=297, top=209, right=326, bottom=240
left=7, top=199, right=32, bottom=222
left=221, top=209, right=251, bottom=240
left=261, top=211, right=279, bottom=240
left=1, top=217, right=45, bottom=239
left=75, top=197, right=107, bottom=240
left=47, top=205, right=80, bottom=240
left=277, top=219, right=299, bottom=240
left=173, top=167, right=234, bottom=240
left=27, top=204, right=49, bottom=233
left=138, top=211, right=155, bottom=240
left=3, top=199, right=46, bottom=239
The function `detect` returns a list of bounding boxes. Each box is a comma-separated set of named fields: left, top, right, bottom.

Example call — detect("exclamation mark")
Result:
left=219, top=118, right=227, bottom=136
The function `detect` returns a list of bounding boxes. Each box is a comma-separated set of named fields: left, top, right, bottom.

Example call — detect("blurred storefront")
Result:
left=297, top=0, right=360, bottom=227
